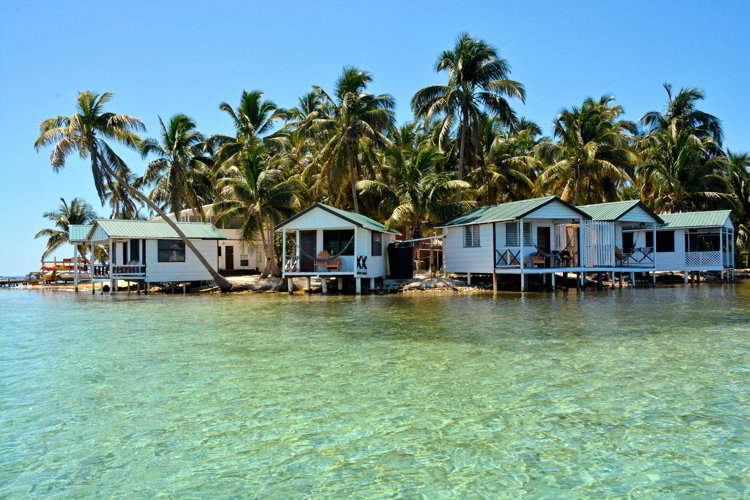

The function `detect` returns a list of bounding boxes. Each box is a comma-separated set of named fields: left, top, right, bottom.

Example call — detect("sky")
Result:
left=1, top=0, right=748, bottom=276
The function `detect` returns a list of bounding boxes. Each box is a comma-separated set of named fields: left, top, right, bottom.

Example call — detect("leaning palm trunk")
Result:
left=256, top=215, right=279, bottom=277
left=95, top=150, right=232, bottom=292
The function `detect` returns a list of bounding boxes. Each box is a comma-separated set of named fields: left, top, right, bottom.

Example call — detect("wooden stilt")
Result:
left=321, top=277, right=328, bottom=295
left=355, top=278, right=362, bottom=295
left=467, top=272, right=472, bottom=285
left=492, top=272, right=497, bottom=292
left=630, top=272, right=635, bottom=287
left=287, top=277, right=294, bottom=294
left=369, top=277, right=375, bottom=292
left=305, top=277, right=311, bottom=291
left=337, top=277, right=343, bottom=291
left=551, top=272, right=556, bottom=290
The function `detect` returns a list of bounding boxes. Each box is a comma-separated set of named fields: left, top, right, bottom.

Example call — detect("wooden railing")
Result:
left=619, top=247, right=655, bottom=268
left=495, top=247, right=521, bottom=267
left=91, top=264, right=146, bottom=279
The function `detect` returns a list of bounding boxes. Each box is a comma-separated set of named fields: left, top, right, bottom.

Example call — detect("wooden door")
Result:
left=300, top=231, right=316, bottom=272
left=225, top=245, right=234, bottom=271
left=537, top=227, right=551, bottom=252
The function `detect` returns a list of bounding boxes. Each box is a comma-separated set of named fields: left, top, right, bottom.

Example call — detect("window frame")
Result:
left=323, top=230, right=355, bottom=256
left=463, top=225, right=481, bottom=248
left=371, top=231, right=383, bottom=256
left=157, top=239, right=186, bottom=263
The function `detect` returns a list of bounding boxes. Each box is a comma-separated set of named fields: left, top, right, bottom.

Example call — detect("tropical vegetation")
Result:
left=34, top=33, right=750, bottom=278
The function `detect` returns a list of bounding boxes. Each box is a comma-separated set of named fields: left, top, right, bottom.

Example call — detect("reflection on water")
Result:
left=1, top=284, right=749, bottom=498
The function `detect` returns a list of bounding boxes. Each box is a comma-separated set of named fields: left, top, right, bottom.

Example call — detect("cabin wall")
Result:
left=529, top=202, right=582, bottom=220
left=218, top=239, right=263, bottom=271
left=443, top=224, right=493, bottom=274
left=631, top=228, right=684, bottom=270
left=619, top=206, right=657, bottom=224
left=145, top=239, right=219, bottom=282
left=282, top=208, right=351, bottom=230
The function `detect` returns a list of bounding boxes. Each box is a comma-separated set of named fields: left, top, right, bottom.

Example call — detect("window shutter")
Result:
left=523, top=223, right=532, bottom=246
left=464, top=226, right=472, bottom=247
left=506, top=222, right=518, bottom=246
left=473, top=226, right=480, bottom=247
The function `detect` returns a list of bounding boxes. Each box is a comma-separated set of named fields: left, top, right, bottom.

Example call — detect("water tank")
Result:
left=387, top=242, right=414, bottom=279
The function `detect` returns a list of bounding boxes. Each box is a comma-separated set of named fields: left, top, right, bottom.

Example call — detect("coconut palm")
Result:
left=411, top=33, right=525, bottom=180
left=103, top=162, right=141, bottom=218
left=313, top=66, right=396, bottom=213
left=35, top=198, right=97, bottom=260
left=642, top=83, right=723, bottom=145
left=139, top=114, right=214, bottom=216
left=536, top=95, right=637, bottom=204
left=34, top=91, right=233, bottom=291
left=723, top=151, right=750, bottom=252
left=638, top=128, right=728, bottom=212
left=212, top=146, right=305, bottom=276
left=357, top=144, right=472, bottom=238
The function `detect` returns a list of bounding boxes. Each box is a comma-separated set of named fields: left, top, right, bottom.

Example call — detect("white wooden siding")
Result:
left=528, top=201, right=583, bottom=220
left=281, top=207, right=356, bottom=231
left=218, top=239, right=263, bottom=271
left=618, top=205, right=657, bottom=224
left=145, top=239, right=218, bottom=282
left=444, top=224, right=493, bottom=273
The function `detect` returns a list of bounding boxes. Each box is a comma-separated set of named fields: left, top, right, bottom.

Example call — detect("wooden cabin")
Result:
left=275, top=203, right=399, bottom=293
left=81, top=219, right=225, bottom=292
left=438, top=196, right=591, bottom=290
left=159, top=204, right=266, bottom=273
left=623, top=210, right=736, bottom=281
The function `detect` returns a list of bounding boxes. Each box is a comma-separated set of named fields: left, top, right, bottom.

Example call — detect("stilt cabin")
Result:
left=623, top=210, right=735, bottom=278
left=82, top=219, right=225, bottom=289
left=276, top=203, right=399, bottom=292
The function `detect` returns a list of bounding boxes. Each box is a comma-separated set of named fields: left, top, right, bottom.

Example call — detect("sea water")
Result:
left=1, top=284, right=749, bottom=498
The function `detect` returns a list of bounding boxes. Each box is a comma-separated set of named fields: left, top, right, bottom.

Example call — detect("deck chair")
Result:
left=315, top=250, right=341, bottom=272
left=285, top=256, right=299, bottom=272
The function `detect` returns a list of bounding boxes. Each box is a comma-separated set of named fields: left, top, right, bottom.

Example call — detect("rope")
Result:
left=296, top=236, right=355, bottom=262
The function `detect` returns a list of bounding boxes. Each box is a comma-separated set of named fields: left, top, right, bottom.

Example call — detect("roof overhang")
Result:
left=274, top=203, right=399, bottom=234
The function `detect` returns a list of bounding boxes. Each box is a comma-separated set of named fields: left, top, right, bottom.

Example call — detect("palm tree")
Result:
left=313, top=66, right=396, bottom=213
left=642, top=83, right=723, bottom=144
left=213, top=146, right=305, bottom=276
left=411, top=33, right=525, bottom=180
left=357, top=144, right=472, bottom=238
left=35, top=198, right=97, bottom=260
left=536, top=95, right=637, bottom=204
left=103, top=162, right=141, bottom=218
left=637, top=128, right=727, bottom=212
left=139, top=114, right=213, bottom=216
left=34, top=91, right=233, bottom=291
left=723, top=151, right=750, bottom=252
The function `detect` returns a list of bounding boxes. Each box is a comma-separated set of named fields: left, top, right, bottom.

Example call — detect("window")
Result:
left=130, top=239, right=140, bottom=262
left=112, top=242, right=116, bottom=265
left=464, top=225, right=480, bottom=247
left=323, top=230, right=354, bottom=256
left=648, top=231, right=675, bottom=252
left=218, top=245, right=222, bottom=257
left=142, top=240, right=146, bottom=262
left=622, top=232, right=634, bottom=250
left=122, top=242, right=128, bottom=263
left=523, top=223, right=532, bottom=246
left=240, top=259, right=249, bottom=267
left=505, top=222, right=518, bottom=246
left=158, top=240, right=186, bottom=262
left=371, top=232, right=382, bottom=256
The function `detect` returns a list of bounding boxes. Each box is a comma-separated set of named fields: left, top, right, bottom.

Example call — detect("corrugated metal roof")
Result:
left=578, top=200, right=663, bottom=223
left=276, top=203, right=400, bottom=234
left=68, top=224, right=92, bottom=242
left=658, top=210, right=732, bottom=229
left=439, top=196, right=590, bottom=227
left=87, top=219, right=226, bottom=239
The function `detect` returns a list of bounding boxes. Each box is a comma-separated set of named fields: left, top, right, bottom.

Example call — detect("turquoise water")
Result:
left=1, top=285, right=749, bottom=498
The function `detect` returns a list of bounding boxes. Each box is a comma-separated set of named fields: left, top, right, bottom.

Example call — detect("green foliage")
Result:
left=34, top=198, right=97, bottom=260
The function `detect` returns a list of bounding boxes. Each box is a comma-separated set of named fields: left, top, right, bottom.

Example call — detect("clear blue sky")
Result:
left=1, top=0, right=748, bottom=276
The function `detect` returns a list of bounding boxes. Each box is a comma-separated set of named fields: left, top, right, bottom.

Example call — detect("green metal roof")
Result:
left=87, top=219, right=226, bottom=240
left=439, top=196, right=590, bottom=227
left=578, top=200, right=663, bottom=223
left=68, top=224, right=93, bottom=242
left=275, top=203, right=400, bottom=234
left=658, top=210, right=732, bottom=229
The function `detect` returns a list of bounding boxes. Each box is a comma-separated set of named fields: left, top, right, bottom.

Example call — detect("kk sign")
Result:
left=356, top=255, right=368, bottom=275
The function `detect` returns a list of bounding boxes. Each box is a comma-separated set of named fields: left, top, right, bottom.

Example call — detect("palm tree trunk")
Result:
left=573, top=165, right=581, bottom=205
left=94, top=150, right=233, bottom=292
left=256, top=214, right=279, bottom=278
left=350, top=148, right=360, bottom=213
left=458, top=107, right=467, bottom=180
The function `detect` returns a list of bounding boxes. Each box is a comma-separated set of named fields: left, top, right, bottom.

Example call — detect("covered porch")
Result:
left=684, top=226, right=735, bottom=270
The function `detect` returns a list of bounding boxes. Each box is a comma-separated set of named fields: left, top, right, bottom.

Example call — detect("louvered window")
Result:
left=463, top=225, right=480, bottom=248
left=523, top=223, right=532, bottom=246
left=507, top=222, right=531, bottom=246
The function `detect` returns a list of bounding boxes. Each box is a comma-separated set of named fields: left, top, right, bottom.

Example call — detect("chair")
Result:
left=530, top=253, right=546, bottom=268
left=315, top=250, right=340, bottom=272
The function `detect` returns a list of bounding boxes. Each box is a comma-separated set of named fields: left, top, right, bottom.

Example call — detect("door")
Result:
left=225, top=245, right=234, bottom=271
left=537, top=227, right=551, bottom=253
left=300, top=230, right=317, bottom=272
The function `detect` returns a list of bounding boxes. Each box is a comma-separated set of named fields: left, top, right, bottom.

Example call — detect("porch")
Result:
left=281, top=228, right=357, bottom=276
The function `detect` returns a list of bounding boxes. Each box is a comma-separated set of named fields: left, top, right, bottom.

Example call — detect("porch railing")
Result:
left=91, top=264, right=146, bottom=279
left=619, top=247, right=655, bottom=268
left=685, top=251, right=732, bottom=268
left=495, top=247, right=521, bottom=267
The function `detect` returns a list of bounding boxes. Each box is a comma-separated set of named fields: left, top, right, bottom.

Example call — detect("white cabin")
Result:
left=624, top=210, right=735, bottom=277
left=82, top=219, right=224, bottom=289
left=275, top=203, right=399, bottom=293
left=157, top=204, right=265, bottom=273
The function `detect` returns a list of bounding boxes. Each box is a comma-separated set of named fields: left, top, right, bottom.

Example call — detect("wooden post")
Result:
left=575, top=272, right=581, bottom=291
left=619, top=272, right=623, bottom=288
left=306, top=277, right=311, bottom=291
left=519, top=218, right=525, bottom=291
left=355, top=278, right=362, bottom=295
left=337, top=277, right=343, bottom=291
left=287, top=277, right=293, bottom=294
left=684, top=271, right=689, bottom=284
left=145, top=281, right=149, bottom=295
left=551, top=272, right=556, bottom=290
left=610, top=271, right=615, bottom=288
left=182, top=284, right=186, bottom=294
left=369, top=277, right=375, bottom=292
left=73, top=245, right=79, bottom=292
left=281, top=229, right=287, bottom=277
left=467, top=272, right=471, bottom=285
left=597, top=272, right=602, bottom=289
left=321, top=277, right=327, bottom=295
left=492, top=272, right=497, bottom=292
left=630, top=272, right=635, bottom=287
left=652, top=271, right=657, bottom=286
left=91, top=241, right=96, bottom=294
